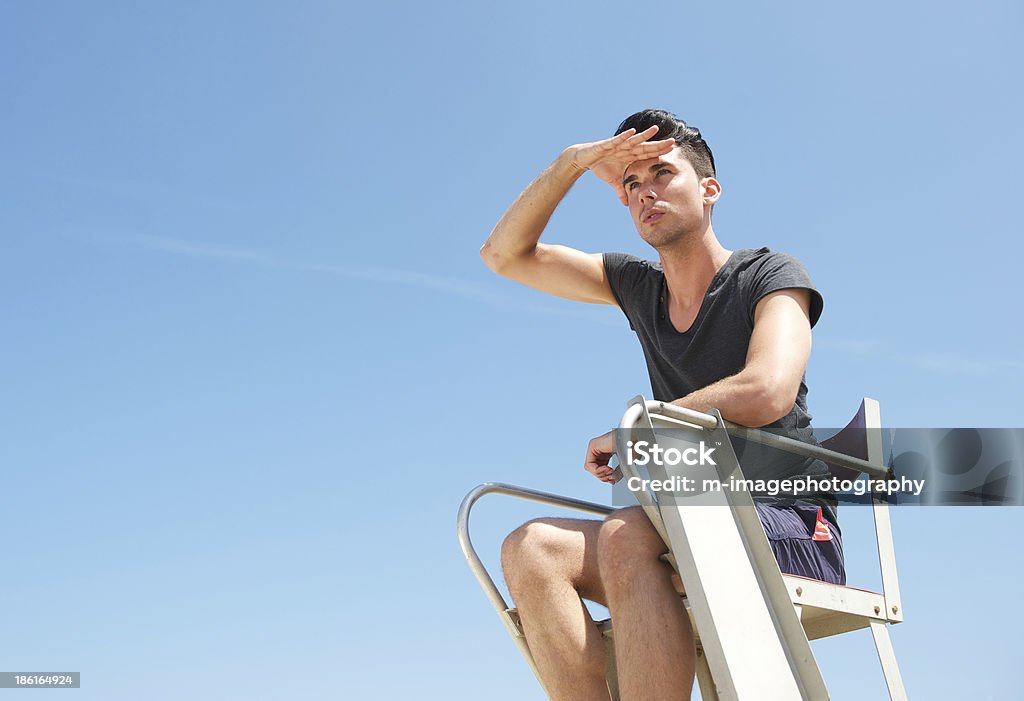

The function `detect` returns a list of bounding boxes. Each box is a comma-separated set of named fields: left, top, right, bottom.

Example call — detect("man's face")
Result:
left=621, top=148, right=719, bottom=249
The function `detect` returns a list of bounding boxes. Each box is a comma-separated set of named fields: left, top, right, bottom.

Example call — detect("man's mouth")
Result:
left=642, top=209, right=665, bottom=224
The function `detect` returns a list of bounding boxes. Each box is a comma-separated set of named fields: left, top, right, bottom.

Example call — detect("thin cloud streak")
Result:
left=303, top=263, right=506, bottom=305
left=115, top=234, right=620, bottom=327
left=123, top=234, right=275, bottom=264
left=302, top=264, right=619, bottom=327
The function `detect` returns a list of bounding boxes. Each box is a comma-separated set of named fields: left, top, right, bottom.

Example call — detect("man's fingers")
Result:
left=599, top=129, right=637, bottom=150
left=593, top=136, right=675, bottom=182
left=592, top=127, right=661, bottom=159
left=626, top=137, right=675, bottom=158
left=586, top=454, right=612, bottom=471
left=585, top=452, right=610, bottom=476
left=622, top=125, right=660, bottom=146
left=597, top=466, right=623, bottom=484
left=604, top=136, right=672, bottom=163
left=584, top=430, right=618, bottom=480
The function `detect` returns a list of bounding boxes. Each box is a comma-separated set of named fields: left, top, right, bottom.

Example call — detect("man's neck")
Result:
left=658, top=227, right=733, bottom=309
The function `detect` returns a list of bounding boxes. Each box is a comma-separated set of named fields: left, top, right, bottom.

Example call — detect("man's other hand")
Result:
left=564, top=126, right=675, bottom=205
left=584, top=429, right=623, bottom=483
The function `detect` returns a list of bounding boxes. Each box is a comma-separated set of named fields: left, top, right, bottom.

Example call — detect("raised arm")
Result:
left=480, top=127, right=674, bottom=304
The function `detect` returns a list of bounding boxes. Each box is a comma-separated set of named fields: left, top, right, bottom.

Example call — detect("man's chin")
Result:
left=639, top=227, right=686, bottom=249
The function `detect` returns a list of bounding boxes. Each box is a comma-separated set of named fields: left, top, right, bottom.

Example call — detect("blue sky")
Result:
left=2, top=1, right=1022, bottom=699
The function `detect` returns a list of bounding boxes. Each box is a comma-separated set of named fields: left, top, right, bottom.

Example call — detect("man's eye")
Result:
left=657, top=168, right=671, bottom=176
left=627, top=182, right=639, bottom=191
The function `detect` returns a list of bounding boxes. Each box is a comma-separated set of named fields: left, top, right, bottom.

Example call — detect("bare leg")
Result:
left=502, top=518, right=611, bottom=701
left=599, top=506, right=695, bottom=701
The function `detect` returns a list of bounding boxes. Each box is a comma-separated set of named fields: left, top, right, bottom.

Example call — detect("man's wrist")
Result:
left=557, top=148, right=589, bottom=176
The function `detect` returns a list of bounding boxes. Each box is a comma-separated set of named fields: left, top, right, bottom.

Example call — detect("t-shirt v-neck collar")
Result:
left=658, top=251, right=739, bottom=335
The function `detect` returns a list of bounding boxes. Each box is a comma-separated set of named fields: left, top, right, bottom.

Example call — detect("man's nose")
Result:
left=639, top=186, right=657, bottom=203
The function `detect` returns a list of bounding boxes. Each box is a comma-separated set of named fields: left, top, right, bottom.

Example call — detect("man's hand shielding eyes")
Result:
left=564, top=125, right=675, bottom=205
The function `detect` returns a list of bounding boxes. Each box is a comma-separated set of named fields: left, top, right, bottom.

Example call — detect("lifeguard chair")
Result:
left=457, top=397, right=907, bottom=700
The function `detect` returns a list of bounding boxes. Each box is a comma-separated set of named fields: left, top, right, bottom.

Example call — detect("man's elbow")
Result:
left=480, top=241, right=499, bottom=271
left=481, top=236, right=521, bottom=273
left=746, top=377, right=800, bottom=427
left=479, top=240, right=508, bottom=275
left=480, top=240, right=533, bottom=277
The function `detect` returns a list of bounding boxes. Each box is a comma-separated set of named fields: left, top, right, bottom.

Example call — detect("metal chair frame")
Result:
left=458, top=397, right=907, bottom=700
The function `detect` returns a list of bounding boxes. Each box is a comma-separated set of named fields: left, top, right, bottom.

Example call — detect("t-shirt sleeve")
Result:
left=603, top=251, right=649, bottom=329
left=745, top=252, right=824, bottom=328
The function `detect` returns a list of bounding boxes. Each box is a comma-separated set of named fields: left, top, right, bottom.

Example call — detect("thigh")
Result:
left=601, top=505, right=670, bottom=554
left=599, top=506, right=680, bottom=593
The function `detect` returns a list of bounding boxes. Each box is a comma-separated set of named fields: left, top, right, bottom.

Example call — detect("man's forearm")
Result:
left=670, top=369, right=794, bottom=428
left=480, top=151, right=586, bottom=272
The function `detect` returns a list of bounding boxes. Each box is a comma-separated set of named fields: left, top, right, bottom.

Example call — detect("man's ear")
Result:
left=701, top=177, right=722, bottom=206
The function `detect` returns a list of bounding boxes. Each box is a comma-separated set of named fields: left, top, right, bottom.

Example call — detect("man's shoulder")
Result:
left=603, top=251, right=663, bottom=287
left=603, top=252, right=663, bottom=312
left=731, top=247, right=814, bottom=278
left=733, top=246, right=798, bottom=265
left=603, top=251, right=661, bottom=271
left=731, top=247, right=823, bottom=325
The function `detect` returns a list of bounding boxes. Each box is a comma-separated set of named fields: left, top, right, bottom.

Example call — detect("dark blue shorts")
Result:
left=755, top=498, right=846, bottom=585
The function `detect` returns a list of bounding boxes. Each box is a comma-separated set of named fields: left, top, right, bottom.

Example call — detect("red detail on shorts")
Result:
left=812, top=507, right=832, bottom=542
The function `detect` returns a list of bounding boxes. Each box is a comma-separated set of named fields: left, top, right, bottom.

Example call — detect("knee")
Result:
left=501, top=519, right=566, bottom=594
left=597, top=507, right=667, bottom=591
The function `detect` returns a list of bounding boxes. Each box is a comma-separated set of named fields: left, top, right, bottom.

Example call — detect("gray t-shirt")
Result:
left=604, top=247, right=832, bottom=490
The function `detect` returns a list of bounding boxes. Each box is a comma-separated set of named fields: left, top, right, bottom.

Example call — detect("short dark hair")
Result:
left=615, top=109, right=716, bottom=180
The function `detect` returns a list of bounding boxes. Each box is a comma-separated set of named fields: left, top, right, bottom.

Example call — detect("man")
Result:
left=480, top=109, right=843, bottom=701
